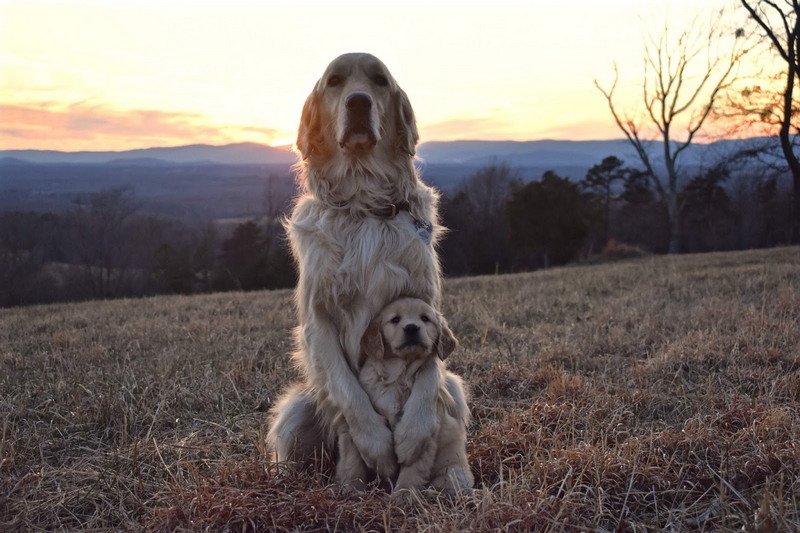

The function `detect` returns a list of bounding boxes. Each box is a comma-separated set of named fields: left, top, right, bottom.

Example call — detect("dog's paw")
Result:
left=337, top=477, right=367, bottom=494
left=391, top=487, right=420, bottom=508
left=430, top=464, right=475, bottom=494
left=394, top=415, right=437, bottom=465
left=352, top=421, right=398, bottom=479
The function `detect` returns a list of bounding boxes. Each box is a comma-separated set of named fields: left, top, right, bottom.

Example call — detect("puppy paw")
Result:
left=394, top=415, right=437, bottom=465
left=352, top=420, right=398, bottom=479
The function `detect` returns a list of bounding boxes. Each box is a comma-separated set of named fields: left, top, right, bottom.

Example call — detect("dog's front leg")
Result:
left=393, top=358, right=441, bottom=466
left=304, top=313, right=398, bottom=479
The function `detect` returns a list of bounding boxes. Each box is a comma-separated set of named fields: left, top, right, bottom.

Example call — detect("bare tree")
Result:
left=69, top=188, right=141, bottom=298
left=595, top=12, right=751, bottom=253
left=738, top=0, right=800, bottom=242
left=441, top=161, right=518, bottom=275
left=262, top=171, right=294, bottom=255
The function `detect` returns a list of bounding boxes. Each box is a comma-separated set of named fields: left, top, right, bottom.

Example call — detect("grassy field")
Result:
left=1, top=247, right=799, bottom=531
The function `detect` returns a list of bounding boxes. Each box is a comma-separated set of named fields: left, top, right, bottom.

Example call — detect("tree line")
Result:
left=0, top=187, right=294, bottom=307
left=2, top=148, right=793, bottom=307
left=439, top=154, right=792, bottom=277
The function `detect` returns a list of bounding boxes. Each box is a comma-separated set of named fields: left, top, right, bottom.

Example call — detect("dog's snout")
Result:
left=340, top=90, right=378, bottom=154
left=403, top=323, right=420, bottom=335
left=346, top=92, right=372, bottom=112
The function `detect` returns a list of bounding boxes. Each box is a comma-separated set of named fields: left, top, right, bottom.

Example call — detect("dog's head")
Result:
left=297, top=53, right=418, bottom=162
left=361, top=297, right=457, bottom=362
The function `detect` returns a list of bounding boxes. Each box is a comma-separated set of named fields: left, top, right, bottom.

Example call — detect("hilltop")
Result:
left=1, top=246, right=798, bottom=530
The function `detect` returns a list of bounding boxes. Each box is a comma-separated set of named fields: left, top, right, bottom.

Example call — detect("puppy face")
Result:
left=296, top=53, right=418, bottom=161
left=361, top=298, right=457, bottom=361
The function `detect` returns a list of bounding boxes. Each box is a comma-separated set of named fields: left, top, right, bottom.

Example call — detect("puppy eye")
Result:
left=420, top=315, right=430, bottom=323
left=373, top=74, right=388, bottom=87
left=390, top=316, right=401, bottom=325
left=327, top=75, right=342, bottom=87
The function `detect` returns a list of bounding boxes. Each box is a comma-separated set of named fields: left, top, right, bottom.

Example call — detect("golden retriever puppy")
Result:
left=335, top=297, right=473, bottom=500
left=268, top=53, right=445, bottom=480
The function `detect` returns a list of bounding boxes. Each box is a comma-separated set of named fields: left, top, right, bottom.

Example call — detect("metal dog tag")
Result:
left=414, top=219, right=433, bottom=245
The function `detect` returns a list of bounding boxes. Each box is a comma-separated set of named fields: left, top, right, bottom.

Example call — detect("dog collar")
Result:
left=367, top=201, right=432, bottom=245
left=369, top=201, right=411, bottom=219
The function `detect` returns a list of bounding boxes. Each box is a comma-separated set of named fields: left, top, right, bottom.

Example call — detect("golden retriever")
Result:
left=334, top=297, right=473, bottom=500
left=268, top=53, right=448, bottom=482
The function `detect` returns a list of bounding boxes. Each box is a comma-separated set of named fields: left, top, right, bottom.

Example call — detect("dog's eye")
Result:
left=420, top=315, right=430, bottom=323
left=327, top=75, right=342, bottom=87
left=373, top=74, right=388, bottom=87
left=390, top=316, right=401, bottom=325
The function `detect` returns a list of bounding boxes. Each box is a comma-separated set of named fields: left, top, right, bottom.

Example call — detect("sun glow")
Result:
left=0, top=0, right=744, bottom=151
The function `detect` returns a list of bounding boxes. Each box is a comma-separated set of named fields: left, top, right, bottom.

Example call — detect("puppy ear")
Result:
left=435, top=314, right=458, bottom=360
left=361, top=320, right=385, bottom=360
left=296, top=91, right=322, bottom=160
left=394, top=88, right=419, bottom=156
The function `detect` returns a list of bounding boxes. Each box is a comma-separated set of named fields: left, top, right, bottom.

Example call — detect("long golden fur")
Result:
left=336, top=297, right=472, bottom=499
left=267, top=53, right=455, bottom=484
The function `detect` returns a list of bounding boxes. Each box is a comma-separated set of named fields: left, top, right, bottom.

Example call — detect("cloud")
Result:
left=420, top=112, right=637, bottom=144
left=535, top=118, right=628, bottom=142
left=420, top=116, right=515, bottom=142
left=0, top=101, right=288, bottom=150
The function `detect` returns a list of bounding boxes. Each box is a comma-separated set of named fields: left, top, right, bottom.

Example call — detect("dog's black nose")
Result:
left=403, top=323, right=420, bottom=335
left=346, top=92, right=372, bottom=112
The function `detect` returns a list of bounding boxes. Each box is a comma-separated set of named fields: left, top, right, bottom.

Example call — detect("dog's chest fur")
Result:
left=290, top=195, right=439, bottom=317
left=358, top=357, right=425, bottom=428
left=333, top=212, right=432, bottom=301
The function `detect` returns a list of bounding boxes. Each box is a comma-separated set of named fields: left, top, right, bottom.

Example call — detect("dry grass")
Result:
left=1, top=247, right=799, bottom=531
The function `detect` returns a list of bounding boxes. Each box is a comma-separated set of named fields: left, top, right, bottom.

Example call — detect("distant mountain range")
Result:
left=418, top=139, right=638, bottom=167
left=0, top=142, right=298, bottom=166
left=0, top=137, right=774, bottom=168
left=0, top=137, right=782, bottom=220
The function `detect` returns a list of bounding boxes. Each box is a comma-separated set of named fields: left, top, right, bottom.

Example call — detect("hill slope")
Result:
left=1, top=247, right=799, bottom=530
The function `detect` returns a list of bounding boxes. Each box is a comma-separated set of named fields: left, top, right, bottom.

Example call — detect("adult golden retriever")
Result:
left=268, top=53, right=448, bottom=482
left=340, top=297, right=472, bottom=500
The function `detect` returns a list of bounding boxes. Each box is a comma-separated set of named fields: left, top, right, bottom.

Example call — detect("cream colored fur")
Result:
left=336, top=298, right=473, bottom=499
left=267, top=53, right=447, bottom=482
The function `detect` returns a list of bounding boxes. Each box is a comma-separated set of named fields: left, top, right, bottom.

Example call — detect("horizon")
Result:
left=2, top=135, right=762, bottom=157
left=1, top=0, right=757, bottom=153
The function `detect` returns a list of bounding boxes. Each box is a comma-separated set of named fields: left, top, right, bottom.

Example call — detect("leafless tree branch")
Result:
left=595, top=8, right=751, bottom=252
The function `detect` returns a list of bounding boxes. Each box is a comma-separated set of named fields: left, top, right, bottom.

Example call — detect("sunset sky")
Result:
left=1, top=0, right=739, bottom=152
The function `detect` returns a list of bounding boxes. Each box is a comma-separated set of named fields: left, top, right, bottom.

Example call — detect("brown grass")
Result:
left=2, top=247, right=799, bottom=531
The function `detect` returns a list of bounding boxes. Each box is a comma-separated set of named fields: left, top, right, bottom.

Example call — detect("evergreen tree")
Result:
left=506, top=171, right=588, bottom=268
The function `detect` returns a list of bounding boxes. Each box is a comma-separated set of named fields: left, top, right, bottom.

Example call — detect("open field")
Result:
left=2, top=247, right=799, bottom=531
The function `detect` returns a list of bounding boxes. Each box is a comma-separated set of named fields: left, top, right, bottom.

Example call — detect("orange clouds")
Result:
left=420, top=116, right=516, bottom=142
left=0, top=101, right=287, bottom=150
left=418, top=114, right=629, bottom=143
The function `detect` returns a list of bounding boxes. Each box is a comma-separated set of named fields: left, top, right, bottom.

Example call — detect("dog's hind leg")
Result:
left=334, top=431, right=369, bottom=492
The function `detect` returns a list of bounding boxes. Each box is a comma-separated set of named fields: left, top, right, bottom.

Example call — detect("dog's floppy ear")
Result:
left=435, top=314, right=458, bottom=360
left=361, top=320, right=385, bottom=360
left=296, top=91, right=323, bottom=160
left=394, top=88, right=419, bottom=156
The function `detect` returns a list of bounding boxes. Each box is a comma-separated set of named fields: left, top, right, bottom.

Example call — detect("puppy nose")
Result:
left=403, top=323, right=420, bottom=335
left=346, top=92, right=372, bottom=112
